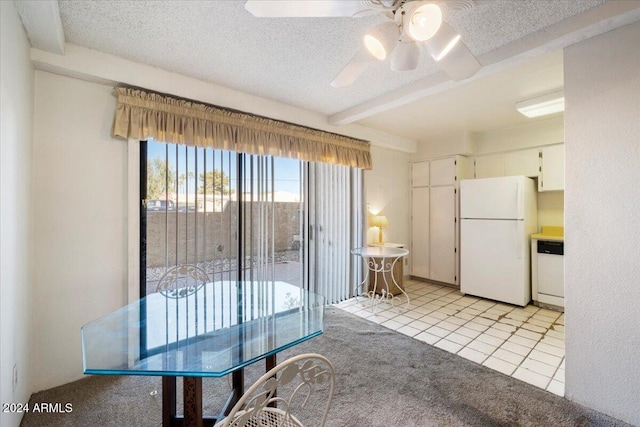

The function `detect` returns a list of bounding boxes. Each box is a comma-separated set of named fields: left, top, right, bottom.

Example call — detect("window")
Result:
left=140, top=139, right=364, bottom=300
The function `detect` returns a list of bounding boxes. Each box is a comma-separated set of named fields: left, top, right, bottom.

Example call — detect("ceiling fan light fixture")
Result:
left=391, top=41, right=420, bottom=71
left=406, top=3, right=442, bottom=42
left=427, top=22, right=461, bottom=61
left=363, top=23, right=399, bottom=60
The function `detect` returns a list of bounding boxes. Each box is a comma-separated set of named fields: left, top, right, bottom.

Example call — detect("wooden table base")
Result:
left=162, top=377, right=213, bottom=427
left=162, top=356, right=275, bottom=427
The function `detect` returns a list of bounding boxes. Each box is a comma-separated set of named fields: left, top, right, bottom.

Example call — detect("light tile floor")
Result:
left=334, top=278, right=566, bottom=396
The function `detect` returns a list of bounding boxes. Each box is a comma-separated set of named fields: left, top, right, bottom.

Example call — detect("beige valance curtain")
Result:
left=112, top=87, right=372, bottom=169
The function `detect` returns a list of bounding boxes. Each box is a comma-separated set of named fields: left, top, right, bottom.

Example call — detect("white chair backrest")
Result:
left=155, top=264, right=210, bottom=298
left=218, top=353, right=335, bottom=427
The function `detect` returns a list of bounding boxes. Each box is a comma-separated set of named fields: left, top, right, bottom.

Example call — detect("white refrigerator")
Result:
left=460, top=176, right=537, bottom=307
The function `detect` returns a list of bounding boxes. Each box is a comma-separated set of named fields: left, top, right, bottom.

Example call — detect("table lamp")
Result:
left=371, top=215, right=389, bottom=244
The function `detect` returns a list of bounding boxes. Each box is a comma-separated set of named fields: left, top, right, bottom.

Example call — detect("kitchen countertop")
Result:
left=531, top=226, right=564, bottom=241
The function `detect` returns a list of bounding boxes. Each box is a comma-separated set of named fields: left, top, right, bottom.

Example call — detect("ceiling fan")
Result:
left=244, top=0, right=482, bottom=87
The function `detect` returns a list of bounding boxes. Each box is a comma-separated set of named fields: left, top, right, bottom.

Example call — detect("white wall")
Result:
left=31, top=71, right=128, bottom=391
left=564, top=22, right=640, bottom=426
left=537, top=192, right=564, bottom=228
left=0, top=3, right=34, bottom=426
left=414, top=131, right=475, bottom=160
left=364, top=146, right=411, bottom=248
left=473, top=116, right=564, bottom=154
left=28, top=68, right=413, bottom=391
left=414, top=116, right=564, bottom=160
left=32, top=44, right=417, bottom=154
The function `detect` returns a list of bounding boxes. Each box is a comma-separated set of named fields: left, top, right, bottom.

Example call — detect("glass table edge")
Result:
left=82, top=329, right=324, bottom=378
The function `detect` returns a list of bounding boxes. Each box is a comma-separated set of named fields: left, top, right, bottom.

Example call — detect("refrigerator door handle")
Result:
left=516, top=179, right=523, bottom=219
left=516, top=221, right=523, bottom=259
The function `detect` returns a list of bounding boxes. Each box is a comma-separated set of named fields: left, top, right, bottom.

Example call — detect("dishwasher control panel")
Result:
left=538, top=240, right=564, bottom=255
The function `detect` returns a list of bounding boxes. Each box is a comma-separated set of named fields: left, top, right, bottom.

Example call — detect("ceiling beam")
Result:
left=329, top=1, right=640, bottom=125
left=13, top=0, right=65, bottom=55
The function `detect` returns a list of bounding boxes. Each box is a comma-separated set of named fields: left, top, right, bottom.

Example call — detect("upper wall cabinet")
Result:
left=473, top=145, right=564, bottom=191
left=539, top=145, right=565, bottom=191
left=505, top=148, right=540, bottom=178
left=430, top=157, right=457, bottom=186
left=430, top=157, right=471, bottom=186
left=412, top=161, right=429, bottom=187
left=474, top=154, right=505, bottom=178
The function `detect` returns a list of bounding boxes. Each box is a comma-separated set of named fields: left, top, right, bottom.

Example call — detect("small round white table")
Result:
left=351, top=246, right=410, bottom=312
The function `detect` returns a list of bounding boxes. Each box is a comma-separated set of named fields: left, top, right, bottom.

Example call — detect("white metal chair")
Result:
left=214, top=354, right=335, bottom=427
left=155, top=264, right=210, bottom=298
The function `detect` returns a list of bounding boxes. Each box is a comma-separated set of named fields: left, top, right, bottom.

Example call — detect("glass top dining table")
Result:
left=81, top=280, right=325, bottom=426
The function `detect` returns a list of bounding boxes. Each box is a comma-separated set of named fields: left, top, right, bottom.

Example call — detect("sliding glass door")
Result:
left=141, top=140, right=364, bottom=307
left=239, top=156, right=305, bottom=286
left=142, top=141, right=238, bottom=296
left=141, top=140, right=304, bottom=297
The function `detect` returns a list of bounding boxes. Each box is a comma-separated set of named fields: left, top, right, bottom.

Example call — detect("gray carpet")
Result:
left=21, top=307, right=630, bottom=427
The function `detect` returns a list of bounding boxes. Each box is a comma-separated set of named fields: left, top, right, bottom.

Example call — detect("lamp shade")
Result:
left=371, top=215, right=389, bottom=228
left=363, top=22, right=399, bottom=61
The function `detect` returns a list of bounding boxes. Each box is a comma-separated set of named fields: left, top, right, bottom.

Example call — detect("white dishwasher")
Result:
left=532, top=239, right=564, bottom=310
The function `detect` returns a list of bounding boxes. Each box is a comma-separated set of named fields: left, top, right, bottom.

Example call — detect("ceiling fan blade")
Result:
left=330, top=49, right=373, bottom=88
left=245, top=1, right=372, bottom=18
left=436, top=40, right=482, bottom=81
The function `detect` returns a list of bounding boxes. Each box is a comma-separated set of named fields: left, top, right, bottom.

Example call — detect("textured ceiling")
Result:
left=358, top=50, right=565, bottom=140
left=57, top=0, right=607, bottom=119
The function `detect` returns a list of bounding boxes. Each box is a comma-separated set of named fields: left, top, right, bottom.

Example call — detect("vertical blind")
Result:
left=143, top=140, right=363, bottom=311
left=144, top=142, right=293, bottom=355
left=304, top=162, right=364, bottom=303
left=144, top=142, right=291, bottom=295
left=241, top=155, right=277, bottom=284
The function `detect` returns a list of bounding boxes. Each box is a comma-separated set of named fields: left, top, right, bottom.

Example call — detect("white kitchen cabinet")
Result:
left=429, top=186, right=456, bottom=283
left=431, top=156, right=472, bottom=186
left=539, top=145, right=565, bottom=191
left=430, top=157, right=456, bottom=186
left=505, top=148, right=540, bottom=177
left=474, top=154, right=505, bottom=178
left=411, top=186, right=430, bottom=278
left=411, top=155, right=469, bottom=285
left=411, top=161, right=429, bottom=187
left=411, top=160, right=431, bottom=280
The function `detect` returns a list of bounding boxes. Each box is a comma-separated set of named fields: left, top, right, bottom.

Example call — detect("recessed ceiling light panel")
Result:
left=516, top=91, right=565, bottom=118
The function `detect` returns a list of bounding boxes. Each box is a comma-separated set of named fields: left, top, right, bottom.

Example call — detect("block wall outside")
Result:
left=145, top=201, right=301, bottom=268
